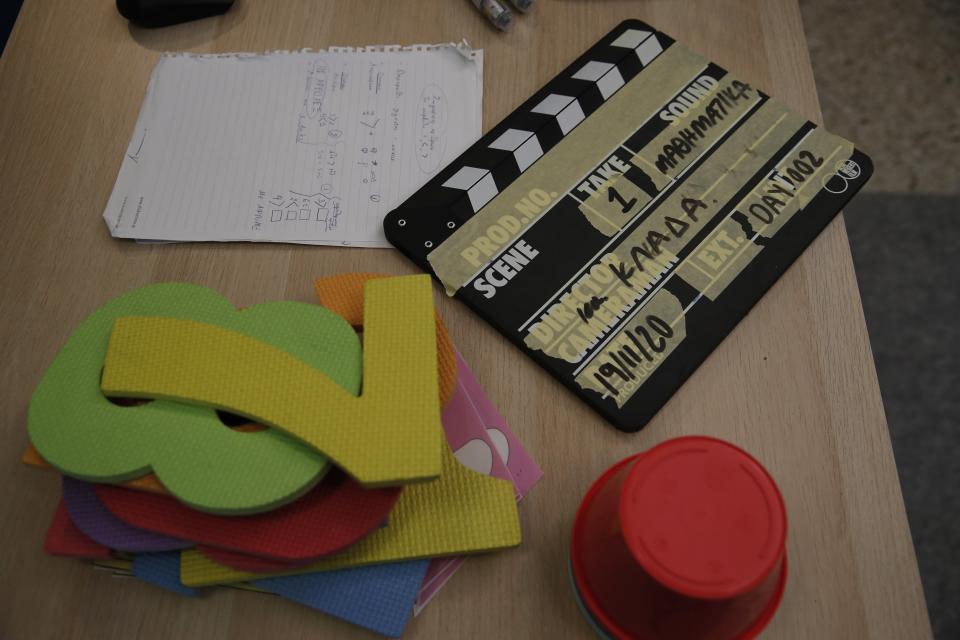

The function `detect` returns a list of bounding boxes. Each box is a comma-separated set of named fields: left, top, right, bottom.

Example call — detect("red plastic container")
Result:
left=570, top=436, right=787, bottom=640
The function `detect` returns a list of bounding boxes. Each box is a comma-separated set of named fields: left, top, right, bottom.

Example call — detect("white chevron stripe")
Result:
left=442, top=166, right=489, bottom=190
left=531, top=93, right=575, bottom=116
left=610, top=29, right=653, bottom=49
left=572, top=60, right=614, bottom=82
left=489, top=128, right=535, bottom=152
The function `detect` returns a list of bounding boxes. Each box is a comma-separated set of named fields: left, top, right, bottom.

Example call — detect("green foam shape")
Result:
left=28, top=283, right=362, bottom=515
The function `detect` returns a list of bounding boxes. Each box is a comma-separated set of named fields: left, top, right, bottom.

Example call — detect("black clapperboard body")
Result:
left=385, top=20, right=872, bottom=432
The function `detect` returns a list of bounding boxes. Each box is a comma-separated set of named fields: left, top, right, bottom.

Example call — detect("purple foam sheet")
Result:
left=61, top=476, right=192, bottom=552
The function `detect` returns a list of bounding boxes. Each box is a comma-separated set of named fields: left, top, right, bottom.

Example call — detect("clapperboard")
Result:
left=385, top=20, right=872, bottom=432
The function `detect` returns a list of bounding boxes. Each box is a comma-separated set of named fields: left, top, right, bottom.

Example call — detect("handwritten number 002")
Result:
left=608, top=186, right=637, bottom=214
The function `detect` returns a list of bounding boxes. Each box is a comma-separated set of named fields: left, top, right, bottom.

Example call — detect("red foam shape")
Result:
left=95, top=470, right=400, bottom=562
left=196, top=545, right=313, bottom=573
left=44, top=498, right=112, bottom=559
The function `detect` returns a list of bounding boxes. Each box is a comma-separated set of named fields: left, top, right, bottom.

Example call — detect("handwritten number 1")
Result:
left=608, top=186, right=637, bottom=214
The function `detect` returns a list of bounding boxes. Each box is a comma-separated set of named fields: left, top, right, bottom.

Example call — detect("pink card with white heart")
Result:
left=415, top=350, right=543, bottom=614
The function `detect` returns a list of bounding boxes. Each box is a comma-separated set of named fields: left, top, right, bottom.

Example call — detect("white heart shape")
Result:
left=486, top=428, right=510, bottom=465
left=454, top=439, right=493, bottom=475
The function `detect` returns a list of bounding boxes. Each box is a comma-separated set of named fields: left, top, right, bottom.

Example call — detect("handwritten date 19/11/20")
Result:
left=592, top=314, right=675, bottom=397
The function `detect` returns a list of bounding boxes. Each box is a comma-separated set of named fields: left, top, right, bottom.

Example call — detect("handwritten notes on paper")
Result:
left=103, top=46, right=483, bottom=247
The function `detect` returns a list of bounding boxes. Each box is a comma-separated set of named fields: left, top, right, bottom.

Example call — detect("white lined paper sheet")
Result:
left=103, top=45, right=483, bottom=247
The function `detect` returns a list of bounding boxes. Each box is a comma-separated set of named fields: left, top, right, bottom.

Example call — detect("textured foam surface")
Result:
left=255, top=560, right=430, bottom=638
left=132, top=548, right=425, bottom=637
left=133, top=552, right=198, bottom=597
left=414, top=349, right=546, bottom=612
left=196, top=545, right=312, bottom=573
left=101, top=276, right=442, bottom=488
left=96, top=470, right=399, bottom=561
left=28, top=283, right=362, bottom=514
left=61, top=476, right=190, bottom=552
left=316, top=273, right=542, bottom=615
left=180, top=426, right=520, bottom=586
left=177, top=274, right=519, bottom=586
left=21, top=443, right=169, bottom=494
left=26, top=427, right=271, bottom=497
left=314, top=272, right=457, bottom=407
left=43, top=499, right=112, bottom=559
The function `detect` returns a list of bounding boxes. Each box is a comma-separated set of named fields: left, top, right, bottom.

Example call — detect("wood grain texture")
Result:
left=0, top=0, right=931, bottom=638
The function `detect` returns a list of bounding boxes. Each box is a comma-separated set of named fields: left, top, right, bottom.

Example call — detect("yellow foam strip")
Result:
left=314, top=272, right=458, bottom=407
left=101, top=275, right=442, bottom=487
left=92, top=559, right=133, bottom=572
left=180, top=440, right=521, bottom=586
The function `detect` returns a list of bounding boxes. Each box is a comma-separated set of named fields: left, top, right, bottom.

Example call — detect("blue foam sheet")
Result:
left=133, top=551, right=427, bottom=637
left=133, top=552, right=198, bottom=597
left=254, top=560, right=429, bottom=638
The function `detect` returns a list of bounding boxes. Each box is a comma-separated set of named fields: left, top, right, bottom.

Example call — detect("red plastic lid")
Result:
left=619, top=436, right=786, bottom=600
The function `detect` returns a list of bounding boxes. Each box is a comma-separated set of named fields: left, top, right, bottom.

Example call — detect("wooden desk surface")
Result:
left=0, top=0, right=931, bottom=638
